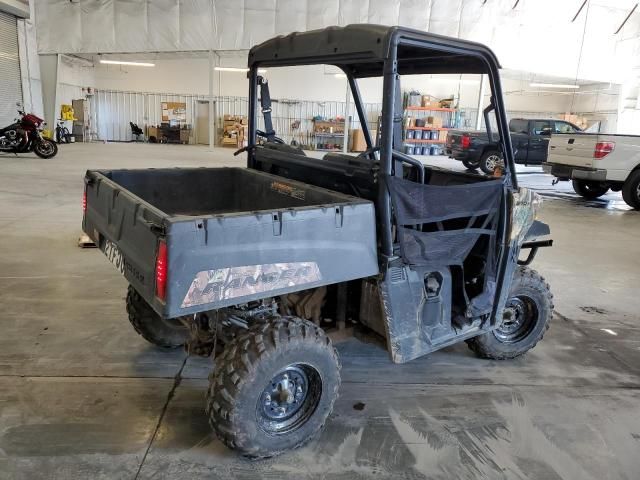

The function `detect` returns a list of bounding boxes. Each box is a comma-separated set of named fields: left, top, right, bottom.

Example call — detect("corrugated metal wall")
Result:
left=90, top=87, right=565, bottom=143
left=0, top=11, right=23, bottom=126
left=94, top=88, right=382, bottom=144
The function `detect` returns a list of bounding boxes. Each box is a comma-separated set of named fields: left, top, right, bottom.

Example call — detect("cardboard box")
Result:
left=350, top=129, right=366, bottom=152
left=421, top=95, right=439, bottom=109
left=349, top=129, right=377, bottom=152
left=427, top=116, right=443, bottom=128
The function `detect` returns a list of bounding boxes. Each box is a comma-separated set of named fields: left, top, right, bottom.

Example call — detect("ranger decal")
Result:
left=181, top=262, right=322, bottom=308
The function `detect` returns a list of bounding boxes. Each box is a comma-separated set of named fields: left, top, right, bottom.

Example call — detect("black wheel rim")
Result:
left=256, top=363, right=322, bottom=435
left=37, top=142, right=54, bottom=156
left=494, top=295, right=539, bottom=343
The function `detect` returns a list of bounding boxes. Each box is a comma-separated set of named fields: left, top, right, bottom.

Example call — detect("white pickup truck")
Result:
left=543, top=133, right=640, bottom=209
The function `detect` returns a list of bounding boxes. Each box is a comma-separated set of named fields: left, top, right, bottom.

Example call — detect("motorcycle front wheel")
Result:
left=34, top=139, right=58, bottom=159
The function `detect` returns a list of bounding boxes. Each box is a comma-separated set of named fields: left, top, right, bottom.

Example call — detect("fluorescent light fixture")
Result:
left=334, top=73, right=347, bottom=79
left=215, top=67, right=267, bottom=73
left=100, top=60, right=155, bottom=67
left=530, top=82, right=579, bottom=89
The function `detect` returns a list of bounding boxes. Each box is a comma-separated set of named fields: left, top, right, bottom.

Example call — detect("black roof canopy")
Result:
left=248, top=24, right=501, bottom=78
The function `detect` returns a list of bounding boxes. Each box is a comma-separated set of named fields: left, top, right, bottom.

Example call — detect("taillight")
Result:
left=594, top=141, right=614, bottom=159
left=461, top=135, right=471, bottom=149
left=155, top=240, right=168, bottom=301
left=82, top=189, right=87, bottom=214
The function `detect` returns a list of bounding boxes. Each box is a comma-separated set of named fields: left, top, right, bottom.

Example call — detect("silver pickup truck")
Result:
left=543, top=132, right=640, bottom=209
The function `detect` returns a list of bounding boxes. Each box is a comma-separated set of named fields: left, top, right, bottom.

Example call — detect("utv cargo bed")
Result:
left=83, top=167, right=378, bottom=318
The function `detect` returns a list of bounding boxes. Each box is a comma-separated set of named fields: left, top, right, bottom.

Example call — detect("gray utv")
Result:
left=82, top=25, right=553, bottom=458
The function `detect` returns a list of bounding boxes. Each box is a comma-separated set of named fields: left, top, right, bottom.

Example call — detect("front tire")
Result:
left=34, top=139, right=58, bottom=159
left=621, top=170, right=640, bottom=209
left=466, top=267, right=553, bottom=360
left=479, top=150, right=502, bottom=175
left=572, top=179, right=609, bottom=199
left=206, top=316, right=340, bottom=458
left=125, top=286, right=189, bottom=348
left=462, top=158, right=480, bottom=171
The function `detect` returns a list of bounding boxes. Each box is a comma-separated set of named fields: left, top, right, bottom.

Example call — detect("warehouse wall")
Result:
left=91, top=57, right=578, bottom=114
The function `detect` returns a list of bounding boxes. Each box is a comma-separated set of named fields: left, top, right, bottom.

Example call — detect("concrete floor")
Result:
left=1, top=143, right=639, bottom=479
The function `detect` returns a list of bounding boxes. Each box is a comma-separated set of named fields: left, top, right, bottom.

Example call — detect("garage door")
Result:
left=0, top=11, right=22, bottom=126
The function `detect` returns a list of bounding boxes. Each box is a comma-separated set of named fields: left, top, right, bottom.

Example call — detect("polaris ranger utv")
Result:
left=82, top=25, right=553, bottom=458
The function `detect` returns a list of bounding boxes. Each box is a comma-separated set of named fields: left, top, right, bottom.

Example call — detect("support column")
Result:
left=343, top=78, right=350, bottom=153
left=39, top=54, right=58, bottom=130
left=208, top=50, right=215, bottom=150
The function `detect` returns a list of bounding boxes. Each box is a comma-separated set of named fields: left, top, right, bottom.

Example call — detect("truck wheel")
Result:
left=125, top=286, right=189, bottom=348
left=479, top=150, right=501, bottom=175
left=466, top=267, right=553, bottom=360
left=206, top=316, right=340, bottom=458
left=462, top=158, right=480, bottom=171
left=572, top=179, right=609, bottom=199
left=621, top=170, right=640, bottom=209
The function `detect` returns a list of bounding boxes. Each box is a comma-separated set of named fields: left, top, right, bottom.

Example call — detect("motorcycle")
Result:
left=0, top=104, right=58, bottom=159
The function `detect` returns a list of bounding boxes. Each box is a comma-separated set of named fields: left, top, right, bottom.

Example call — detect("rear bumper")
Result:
left=542, top=163, right=607, bottom=181
left=447, top=148, right=474, bottom=161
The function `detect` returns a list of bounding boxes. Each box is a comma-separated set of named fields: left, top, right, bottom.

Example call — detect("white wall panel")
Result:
left=212, top=0, right=243, bottom=49
left=33, top=0, right=640, bottom=84
left=307, top=0, right=339, bottom=31
left=81, top=0, right=115, bottom=53
left=398, top=0, right=431, bottom=30
left=114, top=1, right=148, bottom=52
left=148, top=0, right=180, bottom=51
left=242, top=0, right=276, bottom=48
left=338, top=0, right=369, bottom=24
left=180, top=0, right=213, bottom=49
left=367, top=0, right=400, bottom=26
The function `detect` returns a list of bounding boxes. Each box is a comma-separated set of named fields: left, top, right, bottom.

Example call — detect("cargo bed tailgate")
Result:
left=547, top=133, right=598, bottom=168
left=83, top=170, right=165, bottom=310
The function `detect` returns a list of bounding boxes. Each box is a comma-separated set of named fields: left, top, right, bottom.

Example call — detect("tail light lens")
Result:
left=155, top=240, right=168, bottom=301
left=594, top=141, right=614, bottom=159
left=461, top=135, right=471, bottom=149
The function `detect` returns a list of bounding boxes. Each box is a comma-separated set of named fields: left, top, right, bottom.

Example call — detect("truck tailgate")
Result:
left=83, top=167, right=379, bottom=318
left=547, top=133, right=598, bottom=168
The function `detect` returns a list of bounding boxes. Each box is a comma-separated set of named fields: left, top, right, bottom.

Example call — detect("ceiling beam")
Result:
left=571, top=0, right=588, bottom=22
left=614, top=2, right=638, bottom=35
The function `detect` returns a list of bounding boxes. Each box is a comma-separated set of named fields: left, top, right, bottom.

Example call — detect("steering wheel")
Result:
left=357, top=146, right=380, bottom=160
left=256, top=129, right=285, bottom=144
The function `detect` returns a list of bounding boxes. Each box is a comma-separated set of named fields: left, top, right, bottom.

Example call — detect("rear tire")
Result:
left=125, top=286, right=189, bottom=348
left=466, top=267, right=553, bottom=360
left=621, top=170, right=640, bottom=209
left=462, top=158, right=480, bottom=171
left=34, top=139, right=58, bottom=159
left=206, top=316, right=340, bottom=458
left=479, top=150, right=501, bottom=175
left=572, top=179, right=609, bottom=199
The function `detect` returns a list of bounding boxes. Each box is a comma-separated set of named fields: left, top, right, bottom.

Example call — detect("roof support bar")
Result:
left=346, top=73, right=374, bottom=152
left=379, top=45, right=398, bottom=258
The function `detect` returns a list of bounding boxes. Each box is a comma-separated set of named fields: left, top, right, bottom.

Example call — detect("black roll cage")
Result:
left=246, top=25, right=517, bottom=259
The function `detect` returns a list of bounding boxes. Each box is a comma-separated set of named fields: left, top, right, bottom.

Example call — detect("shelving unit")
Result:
left=403, top=101, right=457, bottom=156
left=313, top=119, right=345, bottom=152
